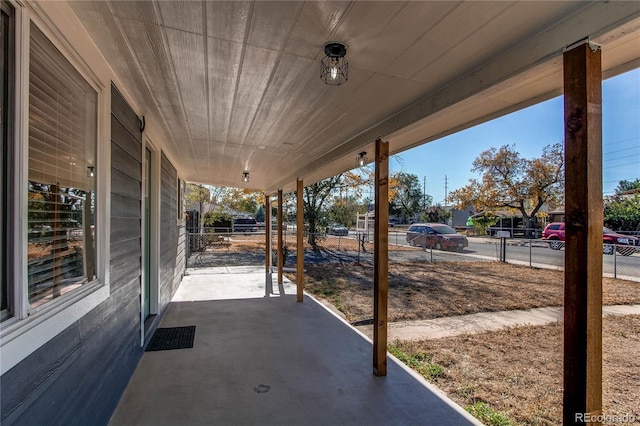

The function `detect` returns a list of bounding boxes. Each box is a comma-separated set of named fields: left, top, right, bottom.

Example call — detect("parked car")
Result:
left=406, top=223, right=468, bottom=251
left=233, top=217, right=258, bottom=233
left=541, top=222, right=565, bottom=249
left=603, top=227, right=639, bottom=255
left=542, top=222, right=639, bottom=255
left=326, top=224, right=349, bottom=236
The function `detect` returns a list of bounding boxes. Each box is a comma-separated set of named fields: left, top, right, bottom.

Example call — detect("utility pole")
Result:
left=444, top=175, right=448, bottom=205
left=423, top=176, right=426, bottom=210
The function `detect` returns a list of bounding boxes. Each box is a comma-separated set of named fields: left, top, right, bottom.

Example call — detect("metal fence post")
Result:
left=529, top=238, right=533, bottom=267
left=613, top=245, right=617, bottom=279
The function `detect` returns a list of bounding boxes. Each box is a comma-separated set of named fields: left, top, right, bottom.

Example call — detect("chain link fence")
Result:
left=186, top=228, right=267, bottom=268
left=186, top=228, right=478, bottom=269
left=484, top=237, right=640, bottom=281
left=186, top=227, right=639, bottom=281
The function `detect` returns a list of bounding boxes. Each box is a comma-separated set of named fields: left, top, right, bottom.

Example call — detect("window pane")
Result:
left=28, top=23, right=97, bottom=309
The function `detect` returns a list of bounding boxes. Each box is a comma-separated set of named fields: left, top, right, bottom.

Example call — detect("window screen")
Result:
left=28, top=23, right=97, bottom=309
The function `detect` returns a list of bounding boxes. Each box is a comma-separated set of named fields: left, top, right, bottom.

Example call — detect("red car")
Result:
left=542, top=222, right=639, bottom=255
left=406, top=223, right=468, bottom=251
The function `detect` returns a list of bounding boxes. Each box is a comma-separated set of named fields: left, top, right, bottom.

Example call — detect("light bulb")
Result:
left=330, top=67, right=338, bottom=80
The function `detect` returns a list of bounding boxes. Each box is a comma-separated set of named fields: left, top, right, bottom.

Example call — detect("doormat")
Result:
left=146, top=326, right=196, bottom=351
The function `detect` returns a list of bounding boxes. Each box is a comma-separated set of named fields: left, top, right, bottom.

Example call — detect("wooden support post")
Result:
left=563, top=41, right=603, bottom=426
left=265, top=194, right=272, bottom=296
left=373, top=138, right=389, bottom=377
left=296, top=179, right=304, bottom=302
left=277, top=189, right=283, bottom=285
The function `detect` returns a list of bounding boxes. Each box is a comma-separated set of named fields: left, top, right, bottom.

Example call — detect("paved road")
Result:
left=191, top=230, right=639, bottom=279
left=384, top=232, right=639, bottom=279
left=465, top=239, right=563, bottom=266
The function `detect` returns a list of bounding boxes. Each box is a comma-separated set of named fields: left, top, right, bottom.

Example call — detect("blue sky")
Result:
left=391, top=68, right=640, bottom=204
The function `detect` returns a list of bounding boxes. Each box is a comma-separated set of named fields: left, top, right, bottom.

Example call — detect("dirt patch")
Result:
left=391, top=315, right=640, bottom=425
left=288, top=261, right=640, bottom=323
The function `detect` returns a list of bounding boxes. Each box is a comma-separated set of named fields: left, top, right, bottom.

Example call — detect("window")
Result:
left=27, top=23, right=97, bottom=310
left=1, top=1, right=14, bottom=321
left=1, top=8, right=108, bottom=374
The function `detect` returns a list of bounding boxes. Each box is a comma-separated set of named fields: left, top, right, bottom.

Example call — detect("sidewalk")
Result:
left=467, top=235, right=549, bottom=247
left=356, top=305, right=640, bottom=341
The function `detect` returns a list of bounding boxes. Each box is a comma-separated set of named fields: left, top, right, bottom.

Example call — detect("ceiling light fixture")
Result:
left=321, top=42, right=348, bottom=85
left=242, top=171, right=250, bottom=182
left=356, top=152, right=368, bottom=167
left=87, top=165, right=95, bottom=178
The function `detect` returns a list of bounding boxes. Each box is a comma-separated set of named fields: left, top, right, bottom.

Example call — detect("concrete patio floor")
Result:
left=109, top=266, right=480, bottom=426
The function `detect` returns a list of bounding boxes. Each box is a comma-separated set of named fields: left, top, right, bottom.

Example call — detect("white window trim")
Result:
left=0, top=3, right=111, bottom=376
left=141, top=138, right=160, bottom=346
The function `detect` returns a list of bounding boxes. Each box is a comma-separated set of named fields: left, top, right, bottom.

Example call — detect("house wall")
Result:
left=1, top=1, right=188, bottom=423
left=1, top=85, right=145, bottom=425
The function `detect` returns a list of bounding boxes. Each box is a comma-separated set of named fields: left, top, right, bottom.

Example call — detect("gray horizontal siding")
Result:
left=1, top=84, right=144, bottom=426
left=159, top=152, right=182, bottom=314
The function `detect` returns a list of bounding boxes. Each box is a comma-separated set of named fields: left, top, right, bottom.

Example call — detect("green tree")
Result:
left=255, top=205, right=265, bottom=222
left=185, top=184, right=211, bottom=231
left=448, top=143, right=564, bottom=235
left=420, top=204, right=451, bottom=223
left=328, top=196, right=365, bottom=227
left=605, top=194, right=640, bottom=231
left=389, top=172, right=427, bottom=223
left=202, top=211, right=232, bottom=229
left=472, top=212, right=499, bottom=236
left=614, top=178, right=640, bottom=196
left=301, top=172, right=366, bottom=250
left=220, top=188, right=262, bottom=214
left=303, top=176, right=342, bottom=250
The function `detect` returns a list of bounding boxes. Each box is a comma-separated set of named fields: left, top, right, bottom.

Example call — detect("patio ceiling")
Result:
left=67, top=1, right=640, bottom=192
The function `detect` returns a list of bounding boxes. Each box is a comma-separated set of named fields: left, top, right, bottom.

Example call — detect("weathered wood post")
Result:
left=373, top=138, right=389, bottom=376
left=563, top=39, right=603, bottom=426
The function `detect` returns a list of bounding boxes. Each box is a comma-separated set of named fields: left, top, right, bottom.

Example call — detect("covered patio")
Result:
left=3, top=2, right=640, bottom=425
left=109, top=267, right=479, bottom=426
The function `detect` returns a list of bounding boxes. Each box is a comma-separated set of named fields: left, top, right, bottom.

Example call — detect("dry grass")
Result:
left=288, top=261, right=640, bottom=425
left=392, top=315, right=640, bottom=425
left=292, top=261, right=640, bottom=323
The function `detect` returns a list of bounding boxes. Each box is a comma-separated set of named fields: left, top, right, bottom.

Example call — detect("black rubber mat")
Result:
left=146, top=326, right=196, bottom=351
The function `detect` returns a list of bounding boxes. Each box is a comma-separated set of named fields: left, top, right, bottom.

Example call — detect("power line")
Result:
left=604, top=176, right=640, bottom=184
left=603, top=153, right=640, bottom=163
left=603, top=136, right=640, bottom=148
left=603, top=161, right=640, bottom=170
left=604, top=146, right=640, bottom=156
